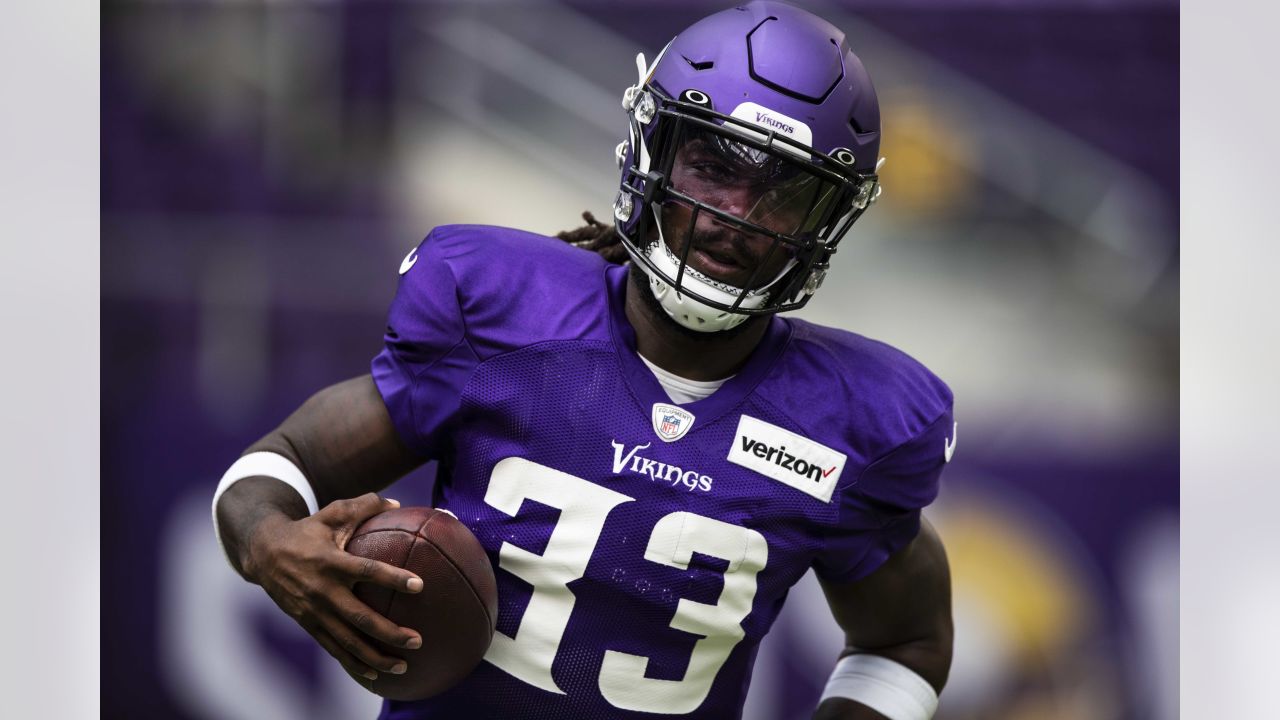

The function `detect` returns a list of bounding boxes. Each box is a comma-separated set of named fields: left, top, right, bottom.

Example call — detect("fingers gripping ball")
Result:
left=346, top=507, right=498, bottom=700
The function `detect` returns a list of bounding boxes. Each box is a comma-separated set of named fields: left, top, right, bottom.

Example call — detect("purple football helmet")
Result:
left=614, top=1, right=883, bottom=332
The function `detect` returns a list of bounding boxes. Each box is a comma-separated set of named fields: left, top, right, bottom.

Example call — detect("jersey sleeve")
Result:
left=370, top=229, right=480, bottom=458
left=812, top=406, right=954, bottom=584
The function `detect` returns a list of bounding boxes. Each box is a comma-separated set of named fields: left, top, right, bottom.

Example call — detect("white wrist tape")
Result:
left=211, top=451, right=320, bottom=561
left=820, top=653, right=939, bottom=720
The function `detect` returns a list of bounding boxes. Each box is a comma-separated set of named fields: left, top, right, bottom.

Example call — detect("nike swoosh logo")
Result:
left=399, top=246, right=419, bottom=275
left=943, top=421, right=958, bottom=463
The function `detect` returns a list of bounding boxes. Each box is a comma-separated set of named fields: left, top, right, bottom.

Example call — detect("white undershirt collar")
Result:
left=638, top=354, right=732, bottom=405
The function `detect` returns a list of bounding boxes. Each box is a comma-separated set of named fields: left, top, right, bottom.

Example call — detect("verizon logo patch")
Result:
left=726, top=415, right=846, bottom=502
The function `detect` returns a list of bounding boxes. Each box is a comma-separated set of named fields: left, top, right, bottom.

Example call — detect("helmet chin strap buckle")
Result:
left=803, top=267, right=827, bottom=295
left=633, top=92, right=656, bottom=124
left=613, top=191, right=635, bottom=222
left=854, top=180, right=877, bottom=209
left=622, top=85, right=656, bottom=124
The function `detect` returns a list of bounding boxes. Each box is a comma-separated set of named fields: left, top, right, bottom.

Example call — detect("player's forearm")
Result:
left=844, top=632, right=952, bottom=696
left=815, top=520, right=953, bottom=719
left=216, top=475, right=313, bottom=581
left=214, top=375, right=425, bottom=580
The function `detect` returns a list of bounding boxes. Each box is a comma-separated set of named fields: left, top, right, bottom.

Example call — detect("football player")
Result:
left=213, top=3, right=955, bottom=718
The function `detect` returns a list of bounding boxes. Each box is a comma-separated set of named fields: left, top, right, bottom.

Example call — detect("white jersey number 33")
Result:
left=482, top=457, right=769, bottom=714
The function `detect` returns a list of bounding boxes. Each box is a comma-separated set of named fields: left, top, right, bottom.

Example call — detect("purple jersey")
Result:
left=371, top=225, right=953, bottom=719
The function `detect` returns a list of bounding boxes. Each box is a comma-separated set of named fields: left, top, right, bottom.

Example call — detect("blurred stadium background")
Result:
left=101, top=1, right=1177, bottom=718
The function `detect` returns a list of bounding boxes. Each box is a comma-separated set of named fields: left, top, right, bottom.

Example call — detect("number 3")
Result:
left=482, top=458, right=768, bottom=714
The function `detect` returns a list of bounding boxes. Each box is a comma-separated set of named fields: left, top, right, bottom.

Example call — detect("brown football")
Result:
left=346, top=506, right=498, bottom=700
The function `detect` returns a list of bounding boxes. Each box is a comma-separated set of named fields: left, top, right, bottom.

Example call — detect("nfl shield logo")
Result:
left=651, top=403, right=695, bottom=443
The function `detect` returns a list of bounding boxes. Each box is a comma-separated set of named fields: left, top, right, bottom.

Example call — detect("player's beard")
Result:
left=626, top=263, right=767, bottom=343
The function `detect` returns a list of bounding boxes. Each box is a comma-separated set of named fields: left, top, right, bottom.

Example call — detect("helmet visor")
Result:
left=664, top=121, right=845, bottom=240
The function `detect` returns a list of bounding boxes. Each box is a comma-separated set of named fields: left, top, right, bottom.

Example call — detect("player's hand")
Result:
left=243, top=493, right=426, bottom=685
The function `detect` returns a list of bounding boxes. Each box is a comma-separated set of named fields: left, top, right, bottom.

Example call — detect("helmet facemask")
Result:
left=616, top=88, right=878, bottom=332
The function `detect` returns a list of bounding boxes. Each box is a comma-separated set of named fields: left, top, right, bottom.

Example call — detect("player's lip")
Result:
left=699, top=243, right=746, bottom=267
left=690, top=245, right=753, bottom=287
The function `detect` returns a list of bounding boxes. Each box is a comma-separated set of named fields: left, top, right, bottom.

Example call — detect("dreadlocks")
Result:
left=556, top=211, right=628, bottom=265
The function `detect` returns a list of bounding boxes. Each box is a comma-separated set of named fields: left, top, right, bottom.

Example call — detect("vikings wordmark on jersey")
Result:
left=371, top=225, right=952, bottom=720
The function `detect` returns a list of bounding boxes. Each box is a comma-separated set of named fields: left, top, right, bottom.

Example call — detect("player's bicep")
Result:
left=247, top=374, right=427, bottom=506
left=818, top=517, right=953, bottom=692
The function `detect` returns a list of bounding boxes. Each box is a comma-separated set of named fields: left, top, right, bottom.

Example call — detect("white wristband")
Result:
left=820, top=653, right=939, bottom=720
left=211, top=452, right=320, bottom=564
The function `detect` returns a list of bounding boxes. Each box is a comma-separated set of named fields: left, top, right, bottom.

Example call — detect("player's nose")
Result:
left=716, top=186, right=758, bottom=218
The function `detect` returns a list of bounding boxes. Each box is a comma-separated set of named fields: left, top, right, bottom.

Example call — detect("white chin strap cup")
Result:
left=645, top=238, right=766, bottom=333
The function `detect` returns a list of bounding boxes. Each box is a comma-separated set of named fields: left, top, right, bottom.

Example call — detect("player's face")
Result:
left=661, top=129, right=837, bottom=291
